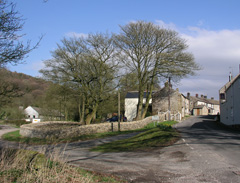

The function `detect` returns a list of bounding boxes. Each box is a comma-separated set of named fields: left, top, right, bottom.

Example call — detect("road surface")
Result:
left=1, top=116, right=240, bottom=182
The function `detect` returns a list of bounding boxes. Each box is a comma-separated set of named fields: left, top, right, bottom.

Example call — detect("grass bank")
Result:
left=0, top=148, right=125, bottom=183
left=2, top=121, right=179, bottom=146
left=91, top=121, right=179, bottom=152
left=2, top=128, right=145, bottom=145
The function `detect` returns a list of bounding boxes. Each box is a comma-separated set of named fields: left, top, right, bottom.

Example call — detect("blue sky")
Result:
left=7, top=0, right=240, bottom=99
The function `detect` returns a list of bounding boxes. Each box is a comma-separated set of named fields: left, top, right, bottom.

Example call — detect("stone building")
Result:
left=152, top=83, right=189, bottom=120
left=187, top=93, right=220, bottom=115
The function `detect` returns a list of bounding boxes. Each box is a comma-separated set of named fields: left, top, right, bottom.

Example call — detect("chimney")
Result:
left=204, top=95, right=207, bottom=99
left=211, top=97, right=214, bottom=100
left=196, top=94, right=198, bottom=98
left=229, top=72, right=232, bottom=82
left=201, top=94, right=204, bottom=98
left=187, top=92, right=190, bottom=99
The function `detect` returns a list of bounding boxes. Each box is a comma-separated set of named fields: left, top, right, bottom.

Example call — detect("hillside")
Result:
left=0, top=68, right=50, bottom=108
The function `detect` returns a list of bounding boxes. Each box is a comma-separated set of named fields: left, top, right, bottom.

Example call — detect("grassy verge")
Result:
left=2, top=121, right=178, bottom=146
left=91, top=121, right=179, bottom=152
left=0, top=148, right=124, bottom=183
left=2, top=129, right=145, bottom=145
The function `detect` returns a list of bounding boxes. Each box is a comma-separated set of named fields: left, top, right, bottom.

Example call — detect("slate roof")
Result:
left=125, top=91, right=156, bottom=98
left=190, top=96, right=219, bottom=105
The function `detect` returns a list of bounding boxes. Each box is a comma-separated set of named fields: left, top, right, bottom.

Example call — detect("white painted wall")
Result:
left=125, top=98, right=152, bottom=121
left=24, top=106, right=39, bottom=119
left=220, top=76, right=240, bottom=125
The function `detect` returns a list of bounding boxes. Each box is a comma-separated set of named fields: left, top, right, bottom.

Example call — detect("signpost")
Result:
left=152, top=115, right=159, bottom=126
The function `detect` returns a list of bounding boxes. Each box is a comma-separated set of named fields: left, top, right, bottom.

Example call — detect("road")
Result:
left=1, top=116, right=240, bottom=182
left=39, top=115, right=240, bottom=183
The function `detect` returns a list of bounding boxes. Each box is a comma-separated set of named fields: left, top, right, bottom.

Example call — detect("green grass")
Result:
left=2, top=129, right=145, bottom=145
left=91, top=122, right=180, bottom=152
left=2, top=121, right=179, bottom=146
left=0, top=148, right=125, bottom=183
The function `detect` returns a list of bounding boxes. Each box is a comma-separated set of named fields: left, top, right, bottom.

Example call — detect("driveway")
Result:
left=1, top=117, right=240, bottom=182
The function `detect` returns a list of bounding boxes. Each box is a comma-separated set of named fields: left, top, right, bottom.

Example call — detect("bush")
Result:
left=4, top=120, right=30, bottom=127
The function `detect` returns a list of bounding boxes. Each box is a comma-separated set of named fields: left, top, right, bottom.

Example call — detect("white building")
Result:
left=125, top=91, right=153, bottom=121
left=24, top=106, right=41, bottom=119
left=219, top=74, right=240, bottom=125
left=24, top=106, right=64, bottom=122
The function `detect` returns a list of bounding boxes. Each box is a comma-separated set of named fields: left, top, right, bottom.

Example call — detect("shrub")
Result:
left=4, top=120, right=30, bottom=127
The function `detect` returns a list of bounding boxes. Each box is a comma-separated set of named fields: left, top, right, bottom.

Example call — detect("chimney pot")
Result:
left=196, top=94, right=198, bottom=98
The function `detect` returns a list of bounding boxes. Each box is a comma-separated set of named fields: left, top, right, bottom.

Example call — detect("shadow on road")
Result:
left=175, top=115, right=240, bottom=147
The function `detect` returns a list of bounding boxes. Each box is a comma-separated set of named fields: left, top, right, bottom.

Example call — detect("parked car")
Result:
left=106, top=116, right=127, bottom=122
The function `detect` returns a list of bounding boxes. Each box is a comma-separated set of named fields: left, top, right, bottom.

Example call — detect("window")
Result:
left=33, top=115, right=35, bottom=119
left=220, top=93, right=225, bottom=100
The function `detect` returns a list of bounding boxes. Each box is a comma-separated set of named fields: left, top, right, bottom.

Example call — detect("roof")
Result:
left=193, top=105, right=206, bottom=109
left=152, top=86, right=178, bottom=98
left=125, top=91, right=156, bottom=99
left=219, top=73, right=240, bottom=93
left=190, top=96, right=219, bottom=105
left=32, top=106, right=42, bottom=114
left=25, top=106, right=64, bottom=117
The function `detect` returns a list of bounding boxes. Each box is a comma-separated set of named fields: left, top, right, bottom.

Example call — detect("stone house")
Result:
left=152, top=84, right=189, bottom=121
left=187, top=93, right=220, bottom=115
left=192, top=105, right=208, bottom=116
left=219, top=73, right=240, bottom=126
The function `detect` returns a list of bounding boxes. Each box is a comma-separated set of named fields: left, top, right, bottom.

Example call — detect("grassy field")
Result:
left=0, top=148, right=124, bottom=183
left=91, top=121, right=179, bottom=152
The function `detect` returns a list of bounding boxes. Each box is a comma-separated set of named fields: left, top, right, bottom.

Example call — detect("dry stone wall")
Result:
left=20, top=116, right=156, bottom=139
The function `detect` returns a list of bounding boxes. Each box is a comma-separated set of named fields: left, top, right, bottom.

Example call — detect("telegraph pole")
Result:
left=168, top=77, right=171, bottom=121
left=118, top=90, right=121, bottom=131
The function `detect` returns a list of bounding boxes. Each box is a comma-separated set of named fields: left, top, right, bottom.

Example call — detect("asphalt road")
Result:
left=39, top=115, right=240, bottom=183
left=1, top=116, right=240, bottom=182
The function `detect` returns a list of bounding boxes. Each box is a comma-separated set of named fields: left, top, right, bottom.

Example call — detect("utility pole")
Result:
left=118, top=90, right=121, bottom=131
left=168, top=77, right=171, bottom=121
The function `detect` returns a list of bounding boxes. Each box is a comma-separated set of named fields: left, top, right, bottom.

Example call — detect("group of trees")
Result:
left=40, top=21, right=199, bottom=124
left=0, top=0, right=41, bottom=118
left=0, top=0, right=199, bottom=123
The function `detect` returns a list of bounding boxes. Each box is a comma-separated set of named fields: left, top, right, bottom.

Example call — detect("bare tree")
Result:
left=0, top=0, right=41, bottom=68
left=41, top=33, right=119, bottom=124
left=115, top=21, right=199, bottom=120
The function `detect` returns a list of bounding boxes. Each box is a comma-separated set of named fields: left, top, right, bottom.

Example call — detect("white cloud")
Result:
left=155, top=20, right=178, bottom=31
left=156, top=20, right=240, bottom=99
left=65, top=32, right=88, bottom=38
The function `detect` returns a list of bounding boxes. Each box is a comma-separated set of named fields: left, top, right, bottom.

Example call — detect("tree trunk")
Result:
left=142, top=84, right=153, bottom=119
left=80, top=95, right=85, bottom=123
left=85, top=103, right=98, bottom=125
left=136, top=86, right=144, bottom=120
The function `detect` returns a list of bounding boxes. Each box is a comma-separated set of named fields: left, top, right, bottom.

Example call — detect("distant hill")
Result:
left=0, top=68, right=50, bottom=108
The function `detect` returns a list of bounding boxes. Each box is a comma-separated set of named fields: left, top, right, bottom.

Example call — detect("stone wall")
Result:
left=20, top=116, right=156, bottom=139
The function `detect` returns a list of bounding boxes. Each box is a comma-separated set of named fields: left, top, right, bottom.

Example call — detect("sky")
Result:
left=7, top=0, right=240, bottom=100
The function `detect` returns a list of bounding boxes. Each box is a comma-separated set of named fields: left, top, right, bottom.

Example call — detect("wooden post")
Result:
left=118, top=90, right=121, bottom=131
left=168, top=77, right=171, bottom=121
